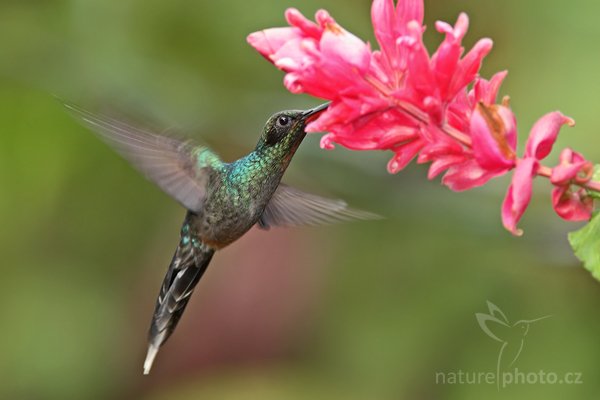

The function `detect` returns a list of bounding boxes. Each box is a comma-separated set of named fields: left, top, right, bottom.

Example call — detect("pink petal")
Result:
left=371, top=0, right=425, bottom=61
left=404, top=21, right=436, bottom=96
left=470, top=103, right=517, bottom=171
left=377, top=126, right=420, bottom=148
left=320, top=24, right=371, bottom=73
left=552, top=186, right=593, bottom=221
left=525, top=111, right=575, bottom=160
left=283, top=72, right=305, bottom=94
left=501, top=158, right=538, bottom=236
left=431, top=13, right=470, bottom=100
left=418, top=124, right=465, bottom=160
left=247, top=28, right=301, bottom=60
left=396, top=0, right=424, bottom=26
left=387, top=139, right=426, bottom=173
left=441, top=159, right=506, bottom=191
left=436, top=13, right=469, bottom=41
left=371, top=0, right=401, bottom=66
left=473, top=70, right=508, bottom=105
left=445, top=90, right=472, bottom=133
left=315, top=9, right=335, bottom=27
left=550, top=148, right=593, bottom=186
left=550, top=162, right=588, bottom=186
left=307, top=97, right=392, bottom=133
left=446, top=38, right=493, bottom=101
left=320, top=133, right=336, bottom=150
left=306, top=101, right=357, bottom=133
left=427, top=154, right=467, bottom=179
left=310, top=101, right=417, bottom=151
left=271, top=37, right=315, bottom=71
left=285, top=8, right=322, bottom=38
left=418, top=141, right=463, bottom=163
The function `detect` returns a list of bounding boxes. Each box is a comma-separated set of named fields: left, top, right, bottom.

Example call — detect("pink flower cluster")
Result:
left=247, top=0, right=596, bottom=235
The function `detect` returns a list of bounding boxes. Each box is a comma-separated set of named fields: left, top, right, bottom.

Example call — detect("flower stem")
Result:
left=537, top=165, right=552, bottom=178
left=537, top=164, right=600, bottom=193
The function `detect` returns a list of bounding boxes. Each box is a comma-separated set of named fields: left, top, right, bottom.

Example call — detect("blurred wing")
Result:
left=65, top=103, right=220, bottom=212
left=258, top=184, right=380, bottom=229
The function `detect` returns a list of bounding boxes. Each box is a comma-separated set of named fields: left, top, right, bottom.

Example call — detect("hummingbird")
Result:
left=65, top=102, right=377, bottom=374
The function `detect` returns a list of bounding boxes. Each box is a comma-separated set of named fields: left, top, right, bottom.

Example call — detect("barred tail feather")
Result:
left=143, top=227, right=214, bottom=374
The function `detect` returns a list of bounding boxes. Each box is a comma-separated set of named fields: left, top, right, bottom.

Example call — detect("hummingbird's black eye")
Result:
left=265, top=113, right=298, bottom=146
left=277, top=115, right=291, bottom=127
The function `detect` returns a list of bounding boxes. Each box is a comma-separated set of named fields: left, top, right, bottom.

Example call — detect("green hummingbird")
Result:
left=65, top=102, right=377, bottom=374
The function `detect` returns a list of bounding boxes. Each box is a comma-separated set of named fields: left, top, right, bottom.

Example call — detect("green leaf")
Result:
left=569, top=212, right=600, bottom=281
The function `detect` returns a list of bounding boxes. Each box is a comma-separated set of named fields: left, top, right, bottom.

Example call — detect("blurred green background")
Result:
left=1, top=0, right=599, bottom=399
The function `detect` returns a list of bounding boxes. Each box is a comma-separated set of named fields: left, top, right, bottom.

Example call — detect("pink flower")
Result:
left=454, top=104, right=577, bottom=234
left=470, top=103, right=517, bottom=171
left=550, top=148, right=594, bottom=221
left=500, top=112, right=575, bottom=235
left=552, top=186, right=593, bottom=221
left=248, top=0, right=596, bottom=236
left=502, top=158, right=538, bottom=236
left=248, top=8, right=373, bottom=99
left=247, top=0, right=494, bottom=177
left=423, top=72, right=510, bottom=191
left=550, top=148, right=592, bottom=186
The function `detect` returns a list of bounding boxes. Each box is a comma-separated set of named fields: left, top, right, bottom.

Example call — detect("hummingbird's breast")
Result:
left=190, top=157, right=283, bottom=248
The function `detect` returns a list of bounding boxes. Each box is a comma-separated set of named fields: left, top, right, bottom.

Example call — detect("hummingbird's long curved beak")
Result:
left=302, top=102, right=330, bottom=122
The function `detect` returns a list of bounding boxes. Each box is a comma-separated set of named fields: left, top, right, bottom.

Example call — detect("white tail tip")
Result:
left=143, top=343, right=160, bottom=375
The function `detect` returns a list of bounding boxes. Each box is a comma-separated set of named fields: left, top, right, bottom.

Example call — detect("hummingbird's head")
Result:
left=256, top=103, right=329, bottom=156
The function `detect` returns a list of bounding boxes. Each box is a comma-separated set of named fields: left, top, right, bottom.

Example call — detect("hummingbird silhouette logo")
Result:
left=476, top=301, right=550, bottom=387
left=65, top=102, right=378, bottom=374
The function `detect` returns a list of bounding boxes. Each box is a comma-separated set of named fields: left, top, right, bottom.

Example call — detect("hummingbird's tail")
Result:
left=143, top=222, right=215, bottom=375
